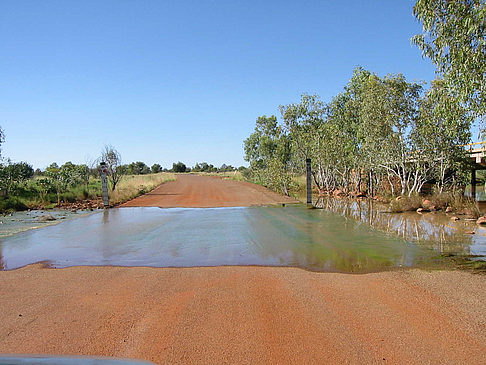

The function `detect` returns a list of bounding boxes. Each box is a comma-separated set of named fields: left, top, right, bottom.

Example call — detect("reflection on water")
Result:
left=315, top=197, right=486, bottom=258
left=464, top=184, right=486, bottom=201
left=0, top=206, right=442, bottom=273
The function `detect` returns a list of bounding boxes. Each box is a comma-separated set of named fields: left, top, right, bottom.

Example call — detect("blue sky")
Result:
left=1, top=0, right=445, bottom=169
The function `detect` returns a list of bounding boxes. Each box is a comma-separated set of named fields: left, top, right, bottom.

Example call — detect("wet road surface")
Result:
left=0, top=206, right=441, bottom=272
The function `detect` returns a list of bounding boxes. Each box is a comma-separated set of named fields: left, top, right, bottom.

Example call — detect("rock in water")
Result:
left=476, top=216, right=486, bottom=225
left=38, top=214, right=56, bottom=222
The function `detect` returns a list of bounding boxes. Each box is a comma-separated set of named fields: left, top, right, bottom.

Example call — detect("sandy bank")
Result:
left=0, top=265, right=484, bottom=364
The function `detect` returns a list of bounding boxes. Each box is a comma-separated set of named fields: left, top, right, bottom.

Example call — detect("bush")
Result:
left=0, top=197, right=28, bottom=213
left=389, top=195, right=423, bottom=212
left=389, top=192, right=480, bottom=217
left=172, top=162, right=187, bottom=173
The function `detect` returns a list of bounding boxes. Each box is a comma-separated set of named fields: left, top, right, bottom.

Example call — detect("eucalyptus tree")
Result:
left=172, top=162, right=187, bottom=173
left=413, top=79, right=472, bottom=192
left=359, top=74, right=423, bottom=195
left=325, top=93, right=357, bottom=192
left=0, top=160, right=34, bottom=197
left=244, top=115, right=293, bottom=195
left=412, top=0, right=486, bottom=122
left=151, top=163, right=162, bottom=173
left=45, top=162, right=78, bottom=205
left=279, top=95, right=331, bottom=191
left=327, top=67, right=372, bottom=192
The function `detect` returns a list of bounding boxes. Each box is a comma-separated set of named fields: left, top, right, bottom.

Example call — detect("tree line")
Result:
left=244, top=68, right=473, bottom=197
left=0, top=135, right=244, bottom=210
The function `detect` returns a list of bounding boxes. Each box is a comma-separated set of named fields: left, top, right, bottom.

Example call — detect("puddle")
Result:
left=0, top=206, right=445, bottom=272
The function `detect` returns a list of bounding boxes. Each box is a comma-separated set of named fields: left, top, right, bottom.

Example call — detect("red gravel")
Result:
left=0, top=265, right=485, bottom=364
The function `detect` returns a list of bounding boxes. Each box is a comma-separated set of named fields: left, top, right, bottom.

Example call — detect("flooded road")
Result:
left=0, top=209, right=96, bottom=238
left=0, top=205, right=446, bottom=272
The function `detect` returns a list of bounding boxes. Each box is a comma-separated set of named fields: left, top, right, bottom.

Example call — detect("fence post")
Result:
left=306, top=158, right=312, bottom=207
left=471, top=169, right=477, bottom=201
left=100, top=162, right=110, bottom=208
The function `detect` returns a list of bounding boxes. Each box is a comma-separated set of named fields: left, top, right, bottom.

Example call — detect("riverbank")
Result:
left=0, top=264, right=484, bottom=364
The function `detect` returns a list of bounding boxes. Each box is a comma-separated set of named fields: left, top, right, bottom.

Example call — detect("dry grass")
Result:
left=110, top=172, right=175, bottom=205
left=194, top=171, right=245, bottom=181
left=388, top=192, right=481, bottom=217
left=389, top=195, right=423, bottom=212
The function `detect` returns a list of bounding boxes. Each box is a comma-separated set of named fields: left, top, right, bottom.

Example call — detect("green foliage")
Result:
left=412, top=0, right=485, bottom=121
left=0, top=160, right=34, bottom=197
left=172, top=161, right=187, bottom=173
left=0, top=157, right=174, bottom=212
left=0, top=197, right=27, bottom=212
left=218, top=164, right=235, bottom=172
left=244, top=115, right=294, bottom=195
left=413, top=79, right=473, bottom=192
left=45, top=162, right=80, bottom=205
left=151, top=163, right=162, bottom=173
left=243, top=67, right=473, bottom=199
left=193, top=162, right=217, bottom=173
left=122, top=161, right=151, bottom=175
left=77, top=164, right=90, bottom=188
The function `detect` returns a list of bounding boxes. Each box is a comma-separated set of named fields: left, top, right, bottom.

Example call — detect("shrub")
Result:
left=389, top=194, right=423, bottom=212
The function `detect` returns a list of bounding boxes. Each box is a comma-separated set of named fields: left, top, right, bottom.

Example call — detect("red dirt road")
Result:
left=0, top=265, right=485, bottom=364
left=2, top=176, right=485, bottom=364
left=121, top=174, right=299, bottom=208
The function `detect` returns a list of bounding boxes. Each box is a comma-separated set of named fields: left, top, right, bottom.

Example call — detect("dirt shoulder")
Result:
left=0, top=265, right=484, bottom=364
left=121, top=174, right=299, bottom=208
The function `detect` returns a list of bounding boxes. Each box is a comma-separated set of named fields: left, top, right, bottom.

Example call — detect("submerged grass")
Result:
left=389, top=192, right=481, bottom=217
left=442, top=254, right=486, bottom=274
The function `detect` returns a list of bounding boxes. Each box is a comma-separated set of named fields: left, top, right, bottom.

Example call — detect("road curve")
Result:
left=0, top=265, right=485, bottom=364
left=121, top=174, right=299, bottom=208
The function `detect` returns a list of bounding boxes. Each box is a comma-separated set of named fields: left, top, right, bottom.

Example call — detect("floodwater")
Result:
left=0, top=209, right=97, bottom=238
left=0, top=205, right=447, bottom=273
left=315, top=197, right=486, bottom=260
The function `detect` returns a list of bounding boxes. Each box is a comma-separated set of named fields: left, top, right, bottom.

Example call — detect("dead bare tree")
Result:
left=99, top=145, right=124, bottom=191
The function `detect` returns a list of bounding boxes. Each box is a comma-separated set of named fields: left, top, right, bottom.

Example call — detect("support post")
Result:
left=471, top=169, right=477, bottom=201
left=306, top=158, right=312, bottom=207
left=369, top=169, right=373, bottom=198
left=100, top=162, right=110, bottom=208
